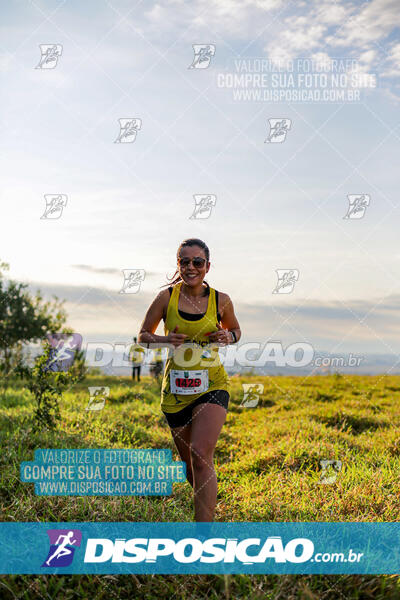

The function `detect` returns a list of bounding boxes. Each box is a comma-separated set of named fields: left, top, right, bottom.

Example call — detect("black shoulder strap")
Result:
left=163, top=286, right=173, bottom=322
left=215, top=289, right=222, bottom=322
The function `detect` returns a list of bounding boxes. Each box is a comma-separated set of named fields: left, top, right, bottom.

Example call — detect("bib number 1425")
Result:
left=170, top=369, right=209, bottom=395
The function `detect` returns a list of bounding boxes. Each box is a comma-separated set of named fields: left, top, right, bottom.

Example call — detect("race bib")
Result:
left=170, top=369, right=209, bottom=395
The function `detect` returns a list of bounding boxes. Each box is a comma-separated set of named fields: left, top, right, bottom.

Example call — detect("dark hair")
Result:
left=161, top=238, right=210, bottom=289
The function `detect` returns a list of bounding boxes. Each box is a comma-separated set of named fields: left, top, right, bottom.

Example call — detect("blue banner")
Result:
left=0, top=522, right=399, bottom=574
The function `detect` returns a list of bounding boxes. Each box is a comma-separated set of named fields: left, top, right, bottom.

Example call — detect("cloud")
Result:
left=26, top=281, right=127, bottom=305
left=239, top=294, right=400, bottom=327
left=280, top=18, right=326, bottom=51
left=327, top=0, right=399, bottom=49
left=142, top=0, right=284, bottom=39
left=25, top=279, right=400, bottom=351
left=262, top=0, right=399, bottom=94
left=71, top=265, right=159, bottom=277
left=313, top=1, right=350, bottom=25
left=264, top=1, right=353, bottom=61
left=26, top=279, right=164, bottom=305
left=380, top=42, right=400, bottom=77
left=0, top=53, right=13, bottom=73
left=237, top=294, right=400, bottom=353
left=359, top=49, right=377, bottom=67
left=23, top=280, right=166, bottom=339
left=72, top=264, right=121, bottom=275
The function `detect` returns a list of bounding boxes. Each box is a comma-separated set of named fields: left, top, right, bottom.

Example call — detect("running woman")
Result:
left=138, top=238, right=241, bottom=522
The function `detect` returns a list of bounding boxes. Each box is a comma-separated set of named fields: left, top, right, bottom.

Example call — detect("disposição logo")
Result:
left=42, top=529, right=82, bottom=567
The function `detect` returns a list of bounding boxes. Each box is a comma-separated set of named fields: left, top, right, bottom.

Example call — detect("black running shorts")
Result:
left=162, top=389, right=229, bottom=428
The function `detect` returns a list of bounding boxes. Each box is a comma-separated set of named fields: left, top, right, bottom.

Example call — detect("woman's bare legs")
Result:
left=190, top=403, right=227, bottom=522
left=170, top=423, right=193, bottom=487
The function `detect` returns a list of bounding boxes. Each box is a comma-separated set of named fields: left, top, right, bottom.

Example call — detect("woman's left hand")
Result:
left=206, top=323, right=231, bottom=345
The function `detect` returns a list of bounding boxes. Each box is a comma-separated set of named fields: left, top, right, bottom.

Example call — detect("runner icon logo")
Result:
left=42, top=529, right=82, bottom=567
left=272, top=269, right=299, bottom=294
left=241, top=383, right=264, bottom=408
left=35, top=44, right=63, bottom=69
left=264, top=119, right=291, bottom=143
left=189, top=195, right=217, bottom=219
left=119, top=269, right=146, bottom=294
left=188, top=45, right=216, bottom=69
left=114, top=118, right=142, bottom=143
left=343, top=194, right=370, bottom=219
left=86, top=386, right=110, bottom=411
left=45, top=333, right=82, bottom=372
left=40, top=194, right=68, bottom=220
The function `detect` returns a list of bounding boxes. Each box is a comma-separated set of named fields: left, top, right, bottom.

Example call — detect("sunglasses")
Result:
left=178, top=256, right=207, bottom=268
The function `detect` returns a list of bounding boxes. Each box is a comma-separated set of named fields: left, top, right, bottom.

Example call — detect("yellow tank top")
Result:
left=161, top=282, right=230, bottom=413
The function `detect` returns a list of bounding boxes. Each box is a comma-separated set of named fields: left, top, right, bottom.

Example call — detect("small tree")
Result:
left=0, top=260, right=67, bottom=382
left=17, top=341, right=80, bottom=430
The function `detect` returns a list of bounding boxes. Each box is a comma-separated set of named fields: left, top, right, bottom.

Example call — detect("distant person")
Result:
left=150, top=347, right=164, bottom=381
left=129, top=336, right=145, bottom=382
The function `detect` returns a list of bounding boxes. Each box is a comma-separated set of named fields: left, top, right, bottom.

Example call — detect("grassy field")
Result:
left=0, top=373, right=399, bottom=599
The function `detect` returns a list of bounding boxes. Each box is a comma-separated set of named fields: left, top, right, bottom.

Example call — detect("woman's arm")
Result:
left=208, top=292, right=241, bottom=344
left=138, top=290, right=169, bottom=346
left=138, top=290, right=189, bottom=347
left=220, top=292, right=241, bottom=343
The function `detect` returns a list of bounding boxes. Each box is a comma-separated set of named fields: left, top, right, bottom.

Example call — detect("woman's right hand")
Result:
left=167, top=326, right=189, bottom=347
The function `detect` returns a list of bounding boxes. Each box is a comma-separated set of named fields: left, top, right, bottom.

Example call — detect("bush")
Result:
left=16, top=342, right=80, bottom=430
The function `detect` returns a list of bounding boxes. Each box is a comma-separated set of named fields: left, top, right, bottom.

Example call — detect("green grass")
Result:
left=0, top=373, right=400, bottom=599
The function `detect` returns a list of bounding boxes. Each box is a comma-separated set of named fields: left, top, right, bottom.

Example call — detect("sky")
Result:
left=1, top=0, right=400, bottom=363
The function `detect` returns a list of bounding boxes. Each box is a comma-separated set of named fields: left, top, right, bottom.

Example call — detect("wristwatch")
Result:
left=229, top=331, right=236, bottom=343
